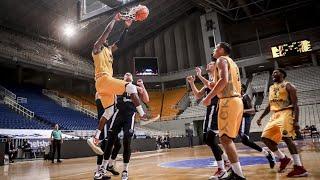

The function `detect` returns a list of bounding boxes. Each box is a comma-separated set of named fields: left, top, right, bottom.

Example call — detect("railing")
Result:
left=4, top=96, right=34, bottom=118
left=0, top=85, right=16, bottom=99
left=78, top=105, right=98, bottom=119
left=42, top=89, right=67, bottom=107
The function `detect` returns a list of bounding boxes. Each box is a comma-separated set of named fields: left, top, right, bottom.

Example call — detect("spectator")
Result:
left=186, top=126, right=194, bottom=148
left=50, top=124, right=63, bottom=163
left=310, top=125, right=319, bottom=138
left=5, top=138, right=17, bottom=163
left=164, top=135, right=170, bottom=149
left=20, top=139, right=32, bottom=159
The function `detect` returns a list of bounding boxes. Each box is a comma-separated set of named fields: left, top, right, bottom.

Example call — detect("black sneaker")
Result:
left=57, top=160, right=62, bottom=163
left=266, top=151, right=275, bottom=169
left=220, top=168, right=246, bottom=180
left=121, top=170, right=128, bottom=180
left=107, top=165, right=120, bottom=175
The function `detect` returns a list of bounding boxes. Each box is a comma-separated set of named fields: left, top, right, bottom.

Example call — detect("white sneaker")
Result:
left=121, top=170, right=129, bottom=180
left=94, top=168, right=108, bottom=180
left=140, top=114, right=160, bottom=126
left=208, top=168, right=227, bottom=180
left=87, top=137, right=104, bottom=155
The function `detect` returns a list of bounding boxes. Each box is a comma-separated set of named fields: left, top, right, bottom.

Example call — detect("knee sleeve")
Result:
left=102, top=106, right=114, bottom=120
left=125, top=83, right=137, bottom=94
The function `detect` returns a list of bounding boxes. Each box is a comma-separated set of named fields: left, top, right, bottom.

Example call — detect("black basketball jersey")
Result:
left=205, top=87, right=218, bottom=108
left=116, top=86, right=136, bottom=113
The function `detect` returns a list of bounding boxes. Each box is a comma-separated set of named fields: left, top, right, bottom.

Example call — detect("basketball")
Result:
left=135, top=5, right=149, bottom=21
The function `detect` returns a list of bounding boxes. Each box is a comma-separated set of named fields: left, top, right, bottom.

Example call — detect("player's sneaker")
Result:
left=208, top=168, right=227, bottom=180
left=140, top=114, right=160, bottom=126
left=220, top=168, right=246, bottom=180
left=265, top=151, right=276, bottom=169
left=278, top=156, right=292, bottom=173
left=94, top=168, right=110, bottom=180
left=121, top=170, right=129, bottom=180
left=287, top=165, right=308, bottom=178
left=87, top=137, right=104, bottom=155
left=224, top=160, right=231, bottom=169
left=107, top=165, right=120, bottom=175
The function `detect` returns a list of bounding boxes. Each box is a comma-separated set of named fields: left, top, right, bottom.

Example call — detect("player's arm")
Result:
left=186, top=76, right=206, bottom=100
left=137, top=79, right=149, bottom=103
left=92, top=14, right=119, bottom=55
left=195, top=67, right=214, bottom=89
left=202, top=58, right=228, bottom=106
left=111, top=20, right=132, bottom=53
left=287, top=83, right=299, bottom=129
left=256, top=103, right=270, bottom=126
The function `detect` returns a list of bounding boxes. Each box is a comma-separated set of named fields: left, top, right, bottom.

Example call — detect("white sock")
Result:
left=292, top=154, right=302, bottom=166
left=109, top=159, right=116, bottom=167
left=102, top=160, right=108, bottom=168
left=97, top=165, right=101, bottom=171
left=222, top=153, right=229, bottom=162
left=217, top=160, right=225, bottom=170
left=262, top=147, right=269, bottom=156
left=231, top=162, right=244, bottom=178
left=123, top=163, right=129, bottom=172
left=274, top=149, right=285, bottom=159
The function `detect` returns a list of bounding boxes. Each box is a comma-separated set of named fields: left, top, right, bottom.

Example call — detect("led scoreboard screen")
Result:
left=271, top=40, right=312, bottom=58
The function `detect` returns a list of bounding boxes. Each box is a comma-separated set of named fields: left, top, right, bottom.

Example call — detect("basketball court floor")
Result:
left=1, top=140, right=319, bottom=180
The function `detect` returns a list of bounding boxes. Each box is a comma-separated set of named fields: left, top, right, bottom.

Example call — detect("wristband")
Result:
left=94, top=129, right=101, bottom=139
left=136, top=105, right=145, bottom=117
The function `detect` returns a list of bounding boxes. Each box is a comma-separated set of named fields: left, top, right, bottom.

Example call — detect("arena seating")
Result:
left=251, top=71, right=270, bottom=92
left=59, top=91, right=96, bottom=112
left=0, top=103, right=49, bottom=129
left=161, top=88, right=186, bottom=118
left=147, top=91, right=163, bottom=117
left=4, top=85, right=98, bottom=130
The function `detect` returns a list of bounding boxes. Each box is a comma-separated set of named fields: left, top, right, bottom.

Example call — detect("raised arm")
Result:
left=202, top=57, right=228, bottom=106
left=195, top=67, right=213, bottom=89
left=136, top=79, right=149, bottom=103
left=111, top=20, right=132, bottom=53
left=92, top=14, right=120, bottom=55
left=186, top=76, right=206, bottom=100
left=287, top=83, right=299, bottom=130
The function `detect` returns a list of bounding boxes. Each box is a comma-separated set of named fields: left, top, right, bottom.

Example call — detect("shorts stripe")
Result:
left=208, top=105, right=215, bottom=130
left=109, top=109, right=119, bottom=129
left=131, top=113, right=135, bottom=130
left=240, top=117, right=245, bottom=134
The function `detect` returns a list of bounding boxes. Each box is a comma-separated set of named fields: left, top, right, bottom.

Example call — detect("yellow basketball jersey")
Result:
left=215, top=56, right=241, bottom=98
left=92, top=47, right=114, bottom=78
left=269, top=81, right=292, bottom=111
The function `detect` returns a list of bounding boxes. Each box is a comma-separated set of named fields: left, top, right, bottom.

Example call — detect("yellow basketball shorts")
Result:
left=95, top=75, right=128, bottom=108
left=261, top=109, right=295, bottom=144
left=218, top=97, right=243, bottom=138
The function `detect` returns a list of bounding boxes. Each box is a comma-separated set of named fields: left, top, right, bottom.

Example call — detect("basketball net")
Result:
left=119, top=5, right=145, bottom=21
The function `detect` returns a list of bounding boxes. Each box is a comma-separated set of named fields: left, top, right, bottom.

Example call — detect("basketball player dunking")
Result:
left=102, top=73, right=150, bottom=180
left=257, top=69, right=308, bottom=177
left=202, top=42, right=245, bottom=179
left=88, top=13, right=158, bottom=154
left=187, top=62, right=230, bottom=179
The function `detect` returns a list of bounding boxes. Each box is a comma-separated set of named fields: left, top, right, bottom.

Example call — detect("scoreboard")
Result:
left=271, top=40, right=312, bottom=58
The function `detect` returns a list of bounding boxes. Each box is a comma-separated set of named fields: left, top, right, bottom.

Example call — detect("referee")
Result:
left=50, top=124, right=63, bottom=163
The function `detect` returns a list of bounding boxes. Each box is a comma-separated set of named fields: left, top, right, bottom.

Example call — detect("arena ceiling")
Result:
left=0, top=0, right=316, bottom=58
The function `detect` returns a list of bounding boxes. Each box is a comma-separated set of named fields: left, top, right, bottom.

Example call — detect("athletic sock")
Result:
left=274, top=149, right=285, bottom=159
left=109, top=159, right=116, bottom=167
left=222, top=153, right=229, bottom=162
left=102, top=160, right=109, bottom=168
left=97, top=165, right=101, bottom=171
left=217, top=160, right=225, bottom=170
left=231, top=162, right=244, bottom=178
left=262, top=147, right=270, bottom=156
left=123, top=163, right=129, bottom=172
left=292, top=154, right=302, bottom=166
